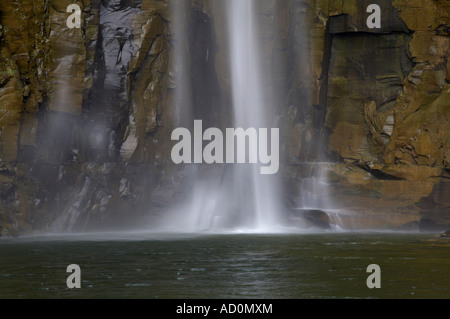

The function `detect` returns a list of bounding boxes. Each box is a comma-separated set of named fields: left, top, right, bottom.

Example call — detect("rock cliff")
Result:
left=0, top=0, right=448, bottom=236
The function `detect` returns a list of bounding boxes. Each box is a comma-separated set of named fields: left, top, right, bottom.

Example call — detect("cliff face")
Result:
left=0, top=0, right=173, bottom=235
left=319, top=0, right=450, bottom=230
left=0, top=0, right=448, bottom=236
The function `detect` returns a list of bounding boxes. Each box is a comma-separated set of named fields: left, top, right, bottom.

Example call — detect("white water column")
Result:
left=162, top=0, right=283, bottom=233
left=227, top=0, right=281, bottom=231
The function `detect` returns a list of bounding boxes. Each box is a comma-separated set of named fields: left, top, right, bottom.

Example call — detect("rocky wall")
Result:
left=0, top=0, right=449, bottom=236
left=293, top=0, right=450, bottom=230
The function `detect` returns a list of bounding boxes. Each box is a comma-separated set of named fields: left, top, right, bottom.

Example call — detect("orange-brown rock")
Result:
left=0, top=0, right=449, bottom=235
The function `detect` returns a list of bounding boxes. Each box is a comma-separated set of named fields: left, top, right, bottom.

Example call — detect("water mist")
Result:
left=226, top=0, right=281, bottom=231
left=161, top=0, right=283, bottom=233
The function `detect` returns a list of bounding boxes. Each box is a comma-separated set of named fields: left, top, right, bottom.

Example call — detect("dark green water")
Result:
left=0, top=231, right=449, bottom=299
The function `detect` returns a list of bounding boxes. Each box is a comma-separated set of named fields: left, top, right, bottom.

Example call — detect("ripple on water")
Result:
left=0, top=232, right=449, bottom=298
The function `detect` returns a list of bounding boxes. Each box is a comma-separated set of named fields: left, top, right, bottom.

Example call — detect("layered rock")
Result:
left=296, top=0, right=450, bottom=230
left=385, top=1, right=450, bottom=168
left=0, top=0, right=449, bottom=235
left=0, top=0, right=172, bottom=235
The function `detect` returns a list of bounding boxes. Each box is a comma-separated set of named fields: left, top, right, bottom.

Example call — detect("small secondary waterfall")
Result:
left=162, top=0, right=283, bottom=232
left=289, top=162, right=344, bottom=230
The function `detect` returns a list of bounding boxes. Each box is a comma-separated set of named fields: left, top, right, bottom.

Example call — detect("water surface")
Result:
left=0, top=231, right=449, bottom=299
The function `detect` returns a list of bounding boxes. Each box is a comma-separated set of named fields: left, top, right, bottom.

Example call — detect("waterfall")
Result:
left=160, top=0, right=283, bottom=233
left=226, top=0, right=281, bottom=231
left=289, top=162, right=345, bottom=231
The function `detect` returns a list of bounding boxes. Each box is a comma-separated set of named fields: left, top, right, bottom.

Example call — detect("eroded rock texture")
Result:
left=0, top=0, right=449, bottom=236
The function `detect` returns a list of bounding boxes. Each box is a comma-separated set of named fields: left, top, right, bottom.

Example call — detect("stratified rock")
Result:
left=46, top=0, right=85, bottom=114
left=385, top=85, right=450, bottom=166
left=383, top=0, right=450, bottom=167
left=0, top=49, right=22, bottom=162
left=325, top=31, right=413, bottom=162
left=0, top=0, right=449, bottom=235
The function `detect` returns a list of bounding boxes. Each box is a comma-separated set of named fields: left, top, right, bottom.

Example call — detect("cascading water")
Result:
left=289, top=162, right=345, bottom=230
left=226, top=0, right=281, bottom=231
left=160, top=0, right=283, bottom=233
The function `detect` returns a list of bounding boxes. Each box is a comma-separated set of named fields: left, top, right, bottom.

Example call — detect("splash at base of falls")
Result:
left=152, top=164, right=287, bottom=234
left=150, top=161, right=353, bottom=234
left=159, top=0, right=285, bottom=233
left=284, top=162, right=353, bottom=232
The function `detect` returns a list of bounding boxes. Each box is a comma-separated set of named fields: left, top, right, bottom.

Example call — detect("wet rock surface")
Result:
left=0, top=0, right=449, bottom=235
